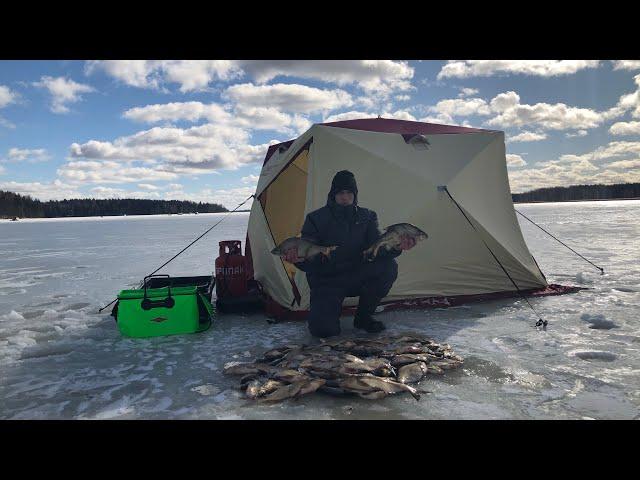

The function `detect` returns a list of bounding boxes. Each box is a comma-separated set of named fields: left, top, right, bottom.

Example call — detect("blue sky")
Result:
left=1, top=60, right=639, bottom=208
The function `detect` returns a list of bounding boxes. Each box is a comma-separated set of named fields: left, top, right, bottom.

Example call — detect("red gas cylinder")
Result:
left=215, top=240, right=248, bottom=299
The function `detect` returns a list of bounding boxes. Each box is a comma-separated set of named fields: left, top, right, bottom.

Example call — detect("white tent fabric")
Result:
left=248, top=120, right=547, bottom=311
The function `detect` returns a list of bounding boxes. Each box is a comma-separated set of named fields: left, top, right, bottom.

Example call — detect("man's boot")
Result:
left=353, top=313, right=386, bottom=333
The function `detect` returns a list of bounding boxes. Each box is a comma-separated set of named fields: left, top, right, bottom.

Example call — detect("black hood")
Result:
left=326, top=170, right=358, bottom=206
left=326, top=170, right=358, bottom=220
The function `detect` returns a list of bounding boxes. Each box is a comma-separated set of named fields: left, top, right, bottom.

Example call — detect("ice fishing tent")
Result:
left=246, top=118, right=548, bottom=316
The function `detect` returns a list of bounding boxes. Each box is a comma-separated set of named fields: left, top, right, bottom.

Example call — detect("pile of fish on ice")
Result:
left=223, top=332, right=463, bottom=402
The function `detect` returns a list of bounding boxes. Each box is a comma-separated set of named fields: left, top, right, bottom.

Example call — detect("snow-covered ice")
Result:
left=1, top=203, right=639, bottom=419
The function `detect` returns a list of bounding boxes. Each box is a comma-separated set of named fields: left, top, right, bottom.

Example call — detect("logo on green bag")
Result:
left=151, top=316, right=168, bottom=323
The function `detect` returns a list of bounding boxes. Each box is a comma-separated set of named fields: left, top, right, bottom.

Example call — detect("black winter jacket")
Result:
left=295, top=199, right=401, bottom=281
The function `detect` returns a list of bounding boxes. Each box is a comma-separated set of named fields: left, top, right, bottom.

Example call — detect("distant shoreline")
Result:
left=513, top=197, right=640, bottom=204
left=3, top=199, right=639, bottom=221
left=0, top=211, right=248, bottom=221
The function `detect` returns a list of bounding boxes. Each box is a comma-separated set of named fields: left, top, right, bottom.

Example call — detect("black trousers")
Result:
left=306, top=257, right=398, bottom=338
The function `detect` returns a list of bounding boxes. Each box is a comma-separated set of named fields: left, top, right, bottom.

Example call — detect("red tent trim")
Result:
left=263, top=284, right=584, bottom=321
left=320, top=117, right=497, bottom=135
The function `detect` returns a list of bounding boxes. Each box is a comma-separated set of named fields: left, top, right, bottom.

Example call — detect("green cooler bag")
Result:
left=116, top=281, right=213, bottom=338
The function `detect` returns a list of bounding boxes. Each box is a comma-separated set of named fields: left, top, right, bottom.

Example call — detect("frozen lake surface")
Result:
left=1, top=201, right=639, bottom=419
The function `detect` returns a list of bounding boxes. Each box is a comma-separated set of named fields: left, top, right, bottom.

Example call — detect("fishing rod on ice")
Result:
left=440, top=186, right=548, bottom=330
left=97, top=194, right=255, bottom=314
left=514, top=209, right=604, bottom=275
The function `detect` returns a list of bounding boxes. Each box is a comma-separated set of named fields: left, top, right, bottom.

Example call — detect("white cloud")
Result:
left=564, top=159, right=599, bottom=173
left=323, top=111, right=373, bottom=123
left=508, top=160, right=640, bottom=193
left=85, top=60, right=243, bottom=92
left=289, top=114, right=313, bottom=135
left=70, top=124, right=248, bottom=165
left=558, top=141, right=640, bottom=164
left=428, top=97, right=491, bottom=123
left=607, top=159, right=640, bottom=170
left=123, top=102, right=231, bottom=124
left=159, top=61, right=243, bottom=92
left=486, top=91, right=607, bottom=131
left=382, top=110, right=417, bottom=121
left=90, top=186, right=162, bottom=199
left=395, top=95, right=411, bottom=101
left=489, top=91, right=520, bottom=112
left=322, top=110, right=416, bottom=123
left=163, top=185, right=255, bottom=210
left=418, top=115, right=456, bottom=125
left=612, top=61, right=640, bottom=71
left=32, top=76, right=95, bottom=114
left=424, top=73, right=640, bottom=133
left=223, top=83, right=353, bottom=114
left=63, top=123, right=274, bottom=185
left=86, top=60, right=415, bottom=95
left=508, top=139, right=640, bottom=193
left=566, top=130, right=588, bottom=138
left=506, top=154, right=526, bottom=167
left=85, top=61, right=162, bottom=89
left=4, top=148, right=51, bottom=163
left=123, top=101, right=311, bottom=136
left=0, top=85, right=19, bottom=128
left=234, top=105, right=311, bottom=134
left=619, top=74, right=640, bottom=117
left=137, top=183, right=161, bottom=190
left=421, top=91, right=607, bottom=131
left=609, top=121, right=640, bottom=136
left=604, top=74, right=640, bottom=120
left=508, top=131, right=547, bottom=142
left=354, top=96, right=379, bottom=110
left=90, top=186, right=127, bottom=198
left=59, top=160, right=179, bottom=184
left=0, top=85, right=18, bottom=109
left=237, top=60, right=414, bottom=95
left=438, top=60, right=601, bottom=79
left=458, top=87, right=479, bottom=97
left=0, top=116, right=15, bottom=129
left=241, top=175, right=259, bottom=184
left=0, top=165, right=5, bottom=175
left=0, top=180, right=83, bottom=201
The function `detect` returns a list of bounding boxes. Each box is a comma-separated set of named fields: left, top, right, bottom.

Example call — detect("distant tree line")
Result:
left=0, top=190, right=228, bottom=218
left=4, top=182, right=639, bottom=218
left=512, top=183, right=640, bottom=203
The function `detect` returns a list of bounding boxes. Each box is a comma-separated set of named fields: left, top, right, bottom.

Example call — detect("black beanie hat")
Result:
left=330, top=170, right=358, bottom=197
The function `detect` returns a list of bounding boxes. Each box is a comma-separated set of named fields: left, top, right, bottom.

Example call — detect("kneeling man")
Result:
left=280, top=170, right=416, bottom=338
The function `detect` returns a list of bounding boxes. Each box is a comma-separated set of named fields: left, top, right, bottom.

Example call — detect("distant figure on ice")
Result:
left=278, top=170, right=416, bottom=337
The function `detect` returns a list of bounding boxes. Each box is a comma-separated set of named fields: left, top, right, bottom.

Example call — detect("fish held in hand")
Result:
left=271, top=237, right=337, bottom=262
left=363, top=223, right=428, bottom=261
